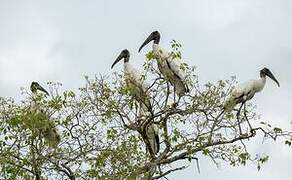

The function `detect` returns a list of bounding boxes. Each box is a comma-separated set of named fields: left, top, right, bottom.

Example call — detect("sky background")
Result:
left=0, top=0, right=291, bottom=179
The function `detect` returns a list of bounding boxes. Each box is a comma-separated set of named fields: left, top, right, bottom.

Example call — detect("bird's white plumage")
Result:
left=232, top=78, right=266, bottom=99
left=123, top=62, right=150, bottom=113
left=152, top=44, right=188, bottom=96
left=225, top=77, right=266, bottom=111
left=122, top=61, right=159, bottom=154
left=30, top=88, right=60, bottom=148
left=124, top=62, right=148, bottom=92
left=31, top=93, right=41, bottom=112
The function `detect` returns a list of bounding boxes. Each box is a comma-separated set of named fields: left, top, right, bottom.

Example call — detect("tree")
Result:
left=0, top=41, right=291, bottom=180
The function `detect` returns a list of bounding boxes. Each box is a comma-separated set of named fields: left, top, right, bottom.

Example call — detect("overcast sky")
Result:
left=0, top=0, right=291, bottom=179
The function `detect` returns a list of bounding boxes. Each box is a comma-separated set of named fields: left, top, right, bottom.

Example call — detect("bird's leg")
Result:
left=164, top=82, right=170, bottom=108
left=177, top=96, right=181, bottom=104
left=243, top=103, right=254, bottom=135
left=236, top=103, right=244, bottom=135
left=173, top=86, right=176, bottom=103
left=172, top=86, right=178, bottom=108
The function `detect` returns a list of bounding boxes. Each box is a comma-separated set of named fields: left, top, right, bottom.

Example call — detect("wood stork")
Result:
left=111, top=49, right=159, bottom=155
left=138, top=31, right=189, bottom=98
left=30, top=82, right=49, bottom=96
left=30, top=82, right=60, bottom=148
left=224, top=68, right=280, bottom=133
left=30, top=82, right=49, bottom=113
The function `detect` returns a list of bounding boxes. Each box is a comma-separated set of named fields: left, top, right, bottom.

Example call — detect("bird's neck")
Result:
left=152, top=44, right=168, bottom=60
left=255, top=76, right=266, bottom=92
left=123, top=56, right=130, bottom=63
left=152, top=43, right=160, bottom=52
left=124, top=61, right=130, bottom=69
left=153, top=34, right=160, bottom=44
left=124, top=62, right=134, bottom=74
left=30, top=92, right=39, bottom=111
left=32, top=92, right=38, bottom=99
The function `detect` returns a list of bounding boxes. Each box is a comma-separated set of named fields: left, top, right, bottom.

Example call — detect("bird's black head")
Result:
left=260, top=67, right=280, bottom=87
left=111, top=49, right=130, bottom=69
left=138, top=31, right=161, bottom=53
left=30, top=82, right=49, bottom=95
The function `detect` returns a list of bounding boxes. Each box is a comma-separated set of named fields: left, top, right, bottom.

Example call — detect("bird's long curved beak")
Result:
left=111, top=52, right=124, bottom=69
left=138, top=31, right=159, bottom=52
left=266, top=70, right=280, bottom=87
left=36, top=84, right=49, bottom=96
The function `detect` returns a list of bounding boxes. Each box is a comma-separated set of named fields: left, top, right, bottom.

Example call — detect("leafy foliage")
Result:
left=0, top=41, right=291, bottom=179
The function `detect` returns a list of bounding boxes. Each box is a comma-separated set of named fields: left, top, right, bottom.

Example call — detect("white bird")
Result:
left=30, top=82, right=49, bottom=111
left=224, top=67, right=280, bottom=112
left=209, top=68, right=280, bottom=138
left=30, top=82, right=60, bottom=148
left=138, top=31, right=189, bottom=98
left=223, top=68, right=280, bottom=135
left=30, top=82, right=49, bottom=96
left=111, top=49, right=159, bottom=155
